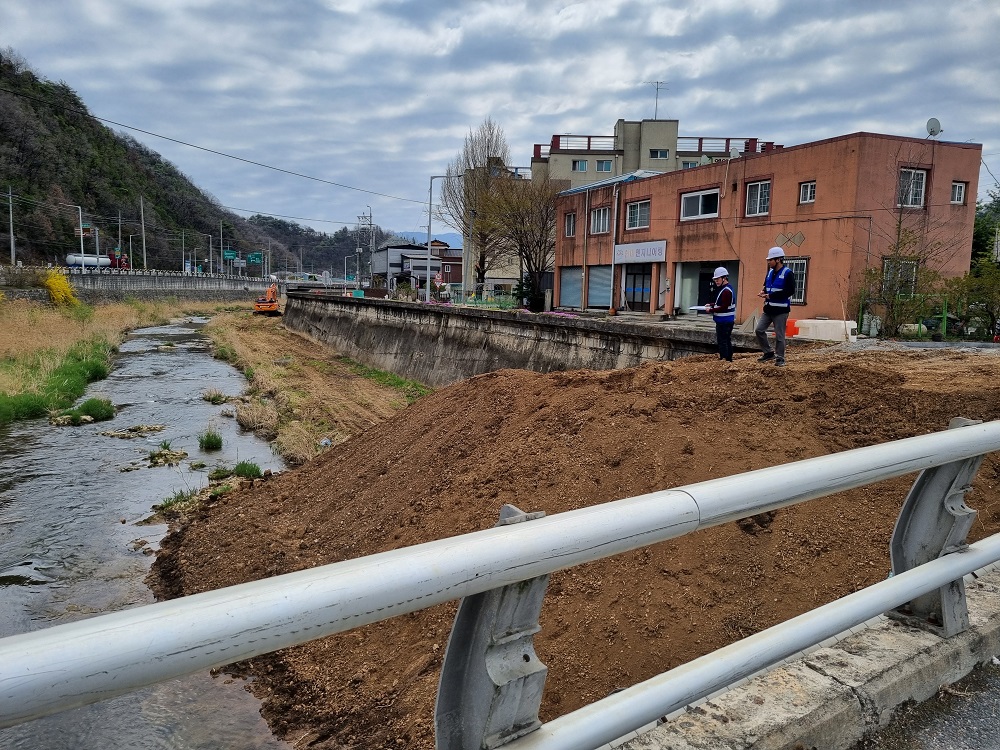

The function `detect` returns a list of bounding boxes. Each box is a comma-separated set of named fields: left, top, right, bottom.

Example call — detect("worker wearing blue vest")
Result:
left=704, top=266, right=735, bottom=361
left=756, top=246, right=796, bottom=367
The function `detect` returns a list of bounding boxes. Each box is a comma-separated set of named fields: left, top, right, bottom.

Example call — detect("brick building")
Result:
left=552, top=132, right=981, bottom=323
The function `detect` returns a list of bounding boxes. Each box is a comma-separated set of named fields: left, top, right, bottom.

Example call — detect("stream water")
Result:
left=0, top=318, right=291, bottom=749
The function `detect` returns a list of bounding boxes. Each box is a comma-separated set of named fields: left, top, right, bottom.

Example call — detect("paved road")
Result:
left=855, top=659, right=1000, bottom=750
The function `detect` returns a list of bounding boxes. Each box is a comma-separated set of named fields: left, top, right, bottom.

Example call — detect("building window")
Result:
left=883, top=257, right=919, bottom=299
left=746, top=180, right=771, bottom=217
left=784, top=258, right=808, bottom=304
left=650, top=149, right=670, bottom=159
left=596, top=159, right=612, bottom=172
left=681, top=160, right=699, bottom=169
left=898, top=168, right=927, bottom=208
left=564, top=212, right=576, bottom=238
left=572, top=159, right=588, bottom=172
left=444, top=264, right=451, bottom=273
left=799, top=181, right=816, bottom=204
left=626, top=200, right=651, bottom=230
left=590, top=206, right=610, bottom=234
left=680, top=188, right=720, bottom=221
left=951, top=181, right=967, bottom=204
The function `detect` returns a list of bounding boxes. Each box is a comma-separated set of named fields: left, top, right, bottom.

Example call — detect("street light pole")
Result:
left=426, top=175, right=450, bottom=303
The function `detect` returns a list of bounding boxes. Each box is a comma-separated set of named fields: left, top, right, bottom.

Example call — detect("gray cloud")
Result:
left=2, top=0, right=997, bottom=237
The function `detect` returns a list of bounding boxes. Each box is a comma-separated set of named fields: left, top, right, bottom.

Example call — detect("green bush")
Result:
left=198, top=428, right=223, bottom=451
left=233, top=460, right=262, bottom=479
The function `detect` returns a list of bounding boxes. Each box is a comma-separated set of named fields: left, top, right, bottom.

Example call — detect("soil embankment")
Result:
left=148, top=341, right=1000, bottom=749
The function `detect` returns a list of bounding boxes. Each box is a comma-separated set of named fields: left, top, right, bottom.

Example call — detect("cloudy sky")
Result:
left=2, top=0, right=998, bottom=238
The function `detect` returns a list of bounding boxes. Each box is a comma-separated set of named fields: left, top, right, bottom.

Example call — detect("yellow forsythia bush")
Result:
left=43, top=270, right=79, bottom=306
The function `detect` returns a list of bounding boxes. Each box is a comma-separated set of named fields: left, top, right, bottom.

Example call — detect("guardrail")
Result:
left=2, top=418, right=999, bottom=749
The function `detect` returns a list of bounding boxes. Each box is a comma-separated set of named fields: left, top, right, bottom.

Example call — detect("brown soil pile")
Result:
left=148, top=345, right=1000, bottom=750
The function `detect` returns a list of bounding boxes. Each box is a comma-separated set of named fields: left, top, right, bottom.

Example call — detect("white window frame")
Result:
left=571, top=159, right=588, bottom=172
left=649, top=149, right=670, bottom=159
left=799, top=181, right=816, bottom=204
left=596, top=160, right=612, bottom=173
left=680, top=188, right=720, bottom=221
left=951, top=181, right=967, bottom=204
left=681, top=161, right=699, bottom=169
left=746, top=180, right=771, bottom=217
left=626, top=200, right=651, bottom=230
left=898, top=168, right=927, bottom=208
left=784, top=258, right=808, bottom=304
left=443, top=264, right=451, bottom=273
left=564, top=212, right=576, bottom=238
left=590, top=206, right=610, bottom=234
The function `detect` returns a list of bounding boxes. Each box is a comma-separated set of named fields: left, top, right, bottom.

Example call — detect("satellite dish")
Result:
left=730, top=147, right=740, bottom=159
left=927, top=118, right=942, bottom=137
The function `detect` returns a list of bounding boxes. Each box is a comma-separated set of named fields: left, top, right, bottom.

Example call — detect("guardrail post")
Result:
left=435, top=504, right=549, bottom=749
left=889, top=417, right=984, bottom=636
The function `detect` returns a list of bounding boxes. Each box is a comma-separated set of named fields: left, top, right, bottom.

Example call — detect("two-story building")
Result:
left=552, top=131, right=981, bottom=322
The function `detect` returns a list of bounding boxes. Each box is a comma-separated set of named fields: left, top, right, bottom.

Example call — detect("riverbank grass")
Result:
left=0, top=338, right=114, bottom=424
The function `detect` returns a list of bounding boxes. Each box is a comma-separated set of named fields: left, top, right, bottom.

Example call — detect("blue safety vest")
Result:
left=763, top=266, right=793, bottom=311
left=712, top=283, right=735, bottom=323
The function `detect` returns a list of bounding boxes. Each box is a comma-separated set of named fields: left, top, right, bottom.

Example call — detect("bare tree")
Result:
left=489, top=173, right=559, bottom=310
left=438, top=118, right=515, bottom=287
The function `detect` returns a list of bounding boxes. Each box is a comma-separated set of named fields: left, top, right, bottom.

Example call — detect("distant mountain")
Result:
left=395, top=231, right=463, bottom=249
left=0, top=48, right=394, bottom=273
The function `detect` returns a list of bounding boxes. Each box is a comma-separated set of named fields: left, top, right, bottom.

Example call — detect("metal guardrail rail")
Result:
left=2, top=418, right=999, bottom=748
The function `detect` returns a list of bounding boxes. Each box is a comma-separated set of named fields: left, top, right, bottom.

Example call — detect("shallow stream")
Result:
left=0, top=318, right=290, bottom=749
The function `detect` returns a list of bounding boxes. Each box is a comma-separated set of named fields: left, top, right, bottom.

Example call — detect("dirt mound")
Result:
left=148, top=347, right=1000, bottom=749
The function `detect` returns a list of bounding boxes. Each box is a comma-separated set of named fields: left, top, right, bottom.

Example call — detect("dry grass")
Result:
left=273, top=421, right=320, bottom=466
left=235, top=399, right=280, bottom=440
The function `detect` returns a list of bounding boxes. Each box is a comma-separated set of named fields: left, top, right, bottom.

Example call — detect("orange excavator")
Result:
left=253, top=283, right=280, bottom=316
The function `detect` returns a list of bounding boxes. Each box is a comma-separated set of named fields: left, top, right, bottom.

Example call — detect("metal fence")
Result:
left=2, top=418, right=1000, bottom=749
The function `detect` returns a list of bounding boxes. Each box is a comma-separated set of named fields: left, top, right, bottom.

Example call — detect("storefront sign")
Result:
left=614, top=240, right=666, bottom=264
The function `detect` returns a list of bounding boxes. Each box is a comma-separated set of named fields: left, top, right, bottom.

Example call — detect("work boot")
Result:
left=774, top=360, right=786, bottom=367
left=759, top=352, right=775, bottom=362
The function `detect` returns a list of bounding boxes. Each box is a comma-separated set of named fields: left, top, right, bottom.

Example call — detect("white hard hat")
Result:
left=712, top=266, right=729, bottom=279
left=766, top=246, right=785, bottom=260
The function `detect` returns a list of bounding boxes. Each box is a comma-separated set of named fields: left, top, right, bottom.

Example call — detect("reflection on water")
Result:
left=0, top=318, right=291, bottom=749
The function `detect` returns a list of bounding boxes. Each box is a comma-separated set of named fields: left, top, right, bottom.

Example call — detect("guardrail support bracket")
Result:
left=435, top=504, right=549, bottom=749
left=889, top=417, right=984, bottom=637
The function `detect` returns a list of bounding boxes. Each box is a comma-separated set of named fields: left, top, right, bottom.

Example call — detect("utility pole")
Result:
left=8, top=186, right=14, bottom=264
left=357, top=207, right=373, bottom=288
left=140, top=196, right=147, bottom=270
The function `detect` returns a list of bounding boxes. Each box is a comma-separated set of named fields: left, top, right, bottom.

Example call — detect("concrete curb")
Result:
left=619, top=566, right=1000, bottom=750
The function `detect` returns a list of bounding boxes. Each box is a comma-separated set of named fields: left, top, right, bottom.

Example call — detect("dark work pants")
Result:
left=715, top=321, right=734, bottom=361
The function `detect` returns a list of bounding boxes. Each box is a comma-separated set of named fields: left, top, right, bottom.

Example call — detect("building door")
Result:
left=587, top=266, right=613, bottom=309
left=623, top=264, right=652, bottom=312
left=559, top=267, right=582, bottom=308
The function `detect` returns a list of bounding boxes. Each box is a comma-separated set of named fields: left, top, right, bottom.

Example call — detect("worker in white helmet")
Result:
left=755, top=246, right=796, bottom=367
left=704, top=266, right=735, bottom=361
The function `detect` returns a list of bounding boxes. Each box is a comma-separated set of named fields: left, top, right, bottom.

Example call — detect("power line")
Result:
left=0, top=85, right=426, bottom=206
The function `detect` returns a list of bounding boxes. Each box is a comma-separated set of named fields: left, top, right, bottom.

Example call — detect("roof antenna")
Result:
left=644, top=81, right=668, bottom=119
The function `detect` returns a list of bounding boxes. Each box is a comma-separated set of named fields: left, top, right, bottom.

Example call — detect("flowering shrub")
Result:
left=43, top=270, right=78, bottom=306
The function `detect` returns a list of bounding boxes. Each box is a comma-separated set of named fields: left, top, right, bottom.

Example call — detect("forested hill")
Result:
left=0, top=48, right=391, bottom=273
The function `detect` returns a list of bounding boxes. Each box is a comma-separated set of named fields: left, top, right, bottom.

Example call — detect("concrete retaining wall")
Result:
left=0, top=268, right=269, bottom=305
left=283, top=291, right=752, bottom=387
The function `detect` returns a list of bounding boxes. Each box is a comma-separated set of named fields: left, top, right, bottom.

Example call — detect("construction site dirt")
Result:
left=147, top=333, right=1000, bottom=750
